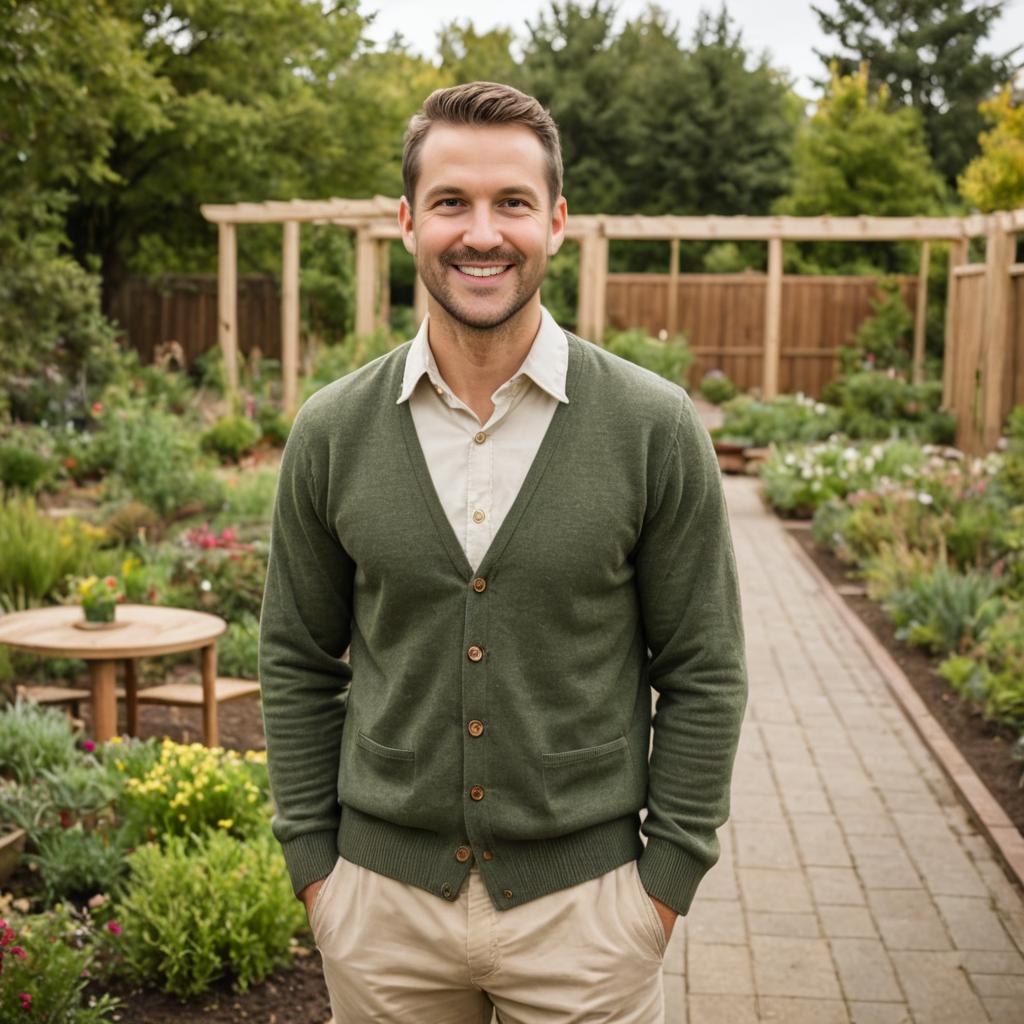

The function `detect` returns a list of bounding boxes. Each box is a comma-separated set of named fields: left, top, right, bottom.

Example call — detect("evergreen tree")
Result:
left=812, top=0, right=1022, bottom=186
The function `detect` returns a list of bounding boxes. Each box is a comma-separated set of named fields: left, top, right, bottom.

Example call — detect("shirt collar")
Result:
left=397, top=306, right=569, bottom=405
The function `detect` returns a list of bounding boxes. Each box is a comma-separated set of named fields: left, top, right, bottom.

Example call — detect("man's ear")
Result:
left=547, top=195, right=568, bottom=256
left=398, top=196, right=416, bottom=256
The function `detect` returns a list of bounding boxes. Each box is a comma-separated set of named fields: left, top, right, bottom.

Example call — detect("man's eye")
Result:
left=503, top=199, right=526, bottom=208
left=437, top=198, right=462, bottom=208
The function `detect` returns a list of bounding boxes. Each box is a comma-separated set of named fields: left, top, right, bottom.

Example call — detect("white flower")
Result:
left=784, top=453, right=797, bottom=466
left=870, top=444, right=885, bottom=460
left=864, top=457, right=875, bottom=472
left=917, top=492, right=933, bottom=506
left=843, top=447, right=858, bottom=461
left=801, top=468, right=813, bottom=480
left=200, top=579, right=213, bottom=592
left=814, top=402, right=827, bottom=415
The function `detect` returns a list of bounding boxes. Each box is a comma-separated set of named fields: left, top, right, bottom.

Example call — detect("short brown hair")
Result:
left=402, top=81, right=563, bottom=210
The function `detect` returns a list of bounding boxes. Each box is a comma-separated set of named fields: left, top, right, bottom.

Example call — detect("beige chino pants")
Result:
left=310, top=856, right=667, bottom=1023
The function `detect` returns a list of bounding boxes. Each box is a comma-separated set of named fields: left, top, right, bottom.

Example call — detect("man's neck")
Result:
left=426, top=299, right=543, bottom=424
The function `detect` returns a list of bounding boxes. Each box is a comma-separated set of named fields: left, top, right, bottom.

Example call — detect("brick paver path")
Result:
left=662, top=474, right=1024, bottom=1023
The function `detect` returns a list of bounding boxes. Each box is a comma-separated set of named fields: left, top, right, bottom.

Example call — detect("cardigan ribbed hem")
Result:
left=637, top=835, right=710, bottom=916
left=337, top=805, right=644, bottom=911
left=282, top=828, right=341, bottom=898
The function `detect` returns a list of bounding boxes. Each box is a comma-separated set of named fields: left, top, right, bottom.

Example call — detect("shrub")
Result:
left=256, top=404, right=291, bottom=446
left=116, top=739, right=269, bottom=847
left=838, top=280, right=913, bottom=374
left=113, top=828, right=305, bottom=997
left=714, top=393, right=842, bottom=447
left=0, top=443, right=54, bottom=493
left=214, top=467, right=279, bottom=527
left=0, top=700, right=81, bottom=785
left=0, top=903, right=122, bottom=1022
left=217, top=612, right=260, bottom=679
left=28, top=824, right=131, bottom=904
left=0, top=495, right=104, bottom=611
left=304, top=326, right=404, bottom=397
left=200, top=415, right=262, bottom=463
left=699, top=370, right=738, bottom=405
left=603, top=329, right=693, bottom=387
left=998, top=405, right=1024, bottom=504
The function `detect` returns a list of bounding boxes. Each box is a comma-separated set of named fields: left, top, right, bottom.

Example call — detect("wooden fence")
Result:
left=108, top=275, right=281, bottom=366
left=606, top=273, right=917, bottom=397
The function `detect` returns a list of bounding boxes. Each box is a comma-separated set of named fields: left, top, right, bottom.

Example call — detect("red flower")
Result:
left=91, top=402, right=103, bottom=415
left=18, top=992, right=31, bottom=1010
left=107, top=921, right=122, bottom=937
left=63, top=457, right=77, bottom=470
left=11, top=947, right=25, bottom=960
left=59, top=809, right=73, bottom=829
left=104, top=576, right=117, bottom=589
left=220, top=527, right=237, bottom=544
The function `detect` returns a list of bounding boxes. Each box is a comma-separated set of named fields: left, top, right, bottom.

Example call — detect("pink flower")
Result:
left=220, top=527, right=237, bottom=544
left=11, top=947, right=25, bottom=960
left=82, top=740, right=96, bottom=753
left=107, top=921, right=122, bottom=936
left=18, top=992, right=31, bottom=1009
left=91, top=402, right=103, bottom=415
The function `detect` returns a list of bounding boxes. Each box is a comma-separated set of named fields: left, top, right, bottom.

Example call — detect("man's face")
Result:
left=399, top=123, right=567, bottom=331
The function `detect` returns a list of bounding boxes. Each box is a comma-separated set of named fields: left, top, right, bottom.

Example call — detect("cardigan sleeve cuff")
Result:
left=281, top=829, right=340, bottom=899
left=637, top=836, right=710, bottom=916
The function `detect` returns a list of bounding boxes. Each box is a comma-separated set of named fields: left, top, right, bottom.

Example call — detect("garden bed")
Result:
left=784, top=521, right=1024, bottom=834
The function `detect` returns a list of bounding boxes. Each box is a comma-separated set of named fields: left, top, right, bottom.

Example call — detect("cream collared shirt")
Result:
left=397, top=306, right=569, bottom=572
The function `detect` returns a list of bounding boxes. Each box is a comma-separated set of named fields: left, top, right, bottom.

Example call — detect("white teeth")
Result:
left=456, top=265, right=509, bottom=277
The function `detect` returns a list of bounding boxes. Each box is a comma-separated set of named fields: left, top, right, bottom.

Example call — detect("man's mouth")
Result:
left=453, top=264, right=513, bottom=279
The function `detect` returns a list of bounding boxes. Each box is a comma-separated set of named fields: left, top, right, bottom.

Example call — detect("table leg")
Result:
left=124, top=659, right=140, bottom=738
left=88, top=660, right=118, bottom=742
left=201, top=644, right=218, bottom=748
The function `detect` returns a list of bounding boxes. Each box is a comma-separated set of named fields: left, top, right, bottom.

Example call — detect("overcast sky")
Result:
left=364, top=0, right=1024, bottom=99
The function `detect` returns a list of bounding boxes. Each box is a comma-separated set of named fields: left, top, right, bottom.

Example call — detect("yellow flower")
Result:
left=217, top=819, right=233, bottom=830
left=178, top=814, right=187, bottom=822
left=108, top=736, right=123, bottom=745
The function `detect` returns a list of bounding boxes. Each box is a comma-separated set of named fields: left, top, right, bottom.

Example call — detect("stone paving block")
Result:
left=685, top=994, right=757, bottom=1023
left=730, top=789, right=786, bottom=824
left=781, top=786, right=833, bottom=817
left=687, top=941, right=754, bottom=995
left=684, top=898, right=746, bottom=945
left=819, top=905, right=878, bottom=939
left=848, top=1003, right=913, bottom=1024
left=823, top=768, right=877, bottom=800
left=833, top=793, right=889, bottom=819
left=790, top=816, right=853, bottom=868
left=750, top=935, right=842, bottom=999
left=856, top=853, right=922, bottom=891
left=840, top=813, right=898, bottom=838
left=909, top=847, right=989, bottom=899
left=867, top=889, right=952, bottom=952
left=772, top=760, right=825, bottom=793
left=968, top=972, right=1024, bottom=998
left=807, top=865, right=866, bottom=907
left=738, top=867, right=813, bottom=914
left=758, top=997, right=850, bottom=1023
left=935, top=896, right=1015, bottom=952
left=881, top=788, right=943, bottom=814
left=982, top=996, right=1024, bottom=1024
left=960, top=950, right=1024, bottom=975
left=829, top=937, right=903, bottom=1002
left=889, top=951, right=988, bottom=1023
left=732, top=821, right=799, bottom=871
left=747, top=911, right=822, bottom=938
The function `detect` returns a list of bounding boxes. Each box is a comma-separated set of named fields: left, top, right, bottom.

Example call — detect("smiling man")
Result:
left=259, top=81, right=747, bottom=1023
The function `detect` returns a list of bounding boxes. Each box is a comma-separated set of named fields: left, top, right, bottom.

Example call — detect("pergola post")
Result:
left=762, top=235, right=783, bottom=399
left=576, top=234, right=596, bottom=339
left=376, top=239, right=390, bottom=329
left=281, top=220, right=300, bottom=417
left=355, top=226, right=378, bottom=337
left=217, top=222, right=239, bottom=398
left=942, top=237, right=969, bottom=410
left=667, top=238, right=680, bottom=338
left=592, top=234, right=608, bottom=343
left=979, top=213, right=1015, bottom=451
left=912, top=241, right=930, bottom=385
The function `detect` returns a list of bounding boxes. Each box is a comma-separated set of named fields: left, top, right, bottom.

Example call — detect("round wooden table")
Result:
left=0, top=604, right=227, bottom=744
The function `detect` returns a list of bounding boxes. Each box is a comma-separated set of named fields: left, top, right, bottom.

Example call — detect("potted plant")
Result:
left=0, top=822, right=27, bottom=885
left=74, top=575, right=124, bottom=627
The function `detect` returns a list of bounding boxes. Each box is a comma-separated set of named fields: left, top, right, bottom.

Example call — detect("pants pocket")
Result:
left=310, top=856, right=342, bottom=945
left=631, top=863, right=669, bottom=959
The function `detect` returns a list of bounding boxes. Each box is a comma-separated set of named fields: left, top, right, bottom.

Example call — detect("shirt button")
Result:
left=472, top=577, right=487, bottom=593
left=482, top=851, right=494, bottom=861
left=467, top=645, right=484, bottom=662
left=474, top=431, right=487, bottom=444
left=472, top=509, right=486, bottom=524
left=435, top=386, right=444, bottom=396
left=503, top=889, right=513, bottom=900
left=455, top=845, right=471, bottom=863
left=470, top=785, right=485, bottom=801
left=467, top=719, right=485, bottom=737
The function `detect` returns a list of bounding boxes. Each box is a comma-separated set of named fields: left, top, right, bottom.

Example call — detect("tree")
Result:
left=959, top=85, right=1024, bottom=210
left=776, top=65, right=947, bottom=271
left=437, top=21, right=519, bottom=86
left=813, top=0, right=1022, bottom=186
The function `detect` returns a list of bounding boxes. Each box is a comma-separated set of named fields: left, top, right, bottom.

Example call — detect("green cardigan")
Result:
left=258, top=332, right=747, bottom=916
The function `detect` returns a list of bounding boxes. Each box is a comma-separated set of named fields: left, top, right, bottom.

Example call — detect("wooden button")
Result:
left=470, top=785, right=485, bottom=801
left=503, top=889, right=513, bottom=900
left=455, top=846, right=471, bottom=863
left=467, top=719, right=485, bottom=737
left=482, top=851, right=493, bottom=861
left=467, top=645, right=484, bottom=662
left=472, top=577, right=487, bottom=593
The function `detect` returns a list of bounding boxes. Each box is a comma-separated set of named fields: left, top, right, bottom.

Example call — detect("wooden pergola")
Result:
left=199, top=200, right=1023, bottom=452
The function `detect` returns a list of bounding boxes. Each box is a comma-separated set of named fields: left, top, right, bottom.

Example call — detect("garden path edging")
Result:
left=781, top=526, right=1024, bottom=894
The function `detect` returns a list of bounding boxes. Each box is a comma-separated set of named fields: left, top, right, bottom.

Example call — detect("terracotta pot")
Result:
left=0, top=827, right=27, bottom=885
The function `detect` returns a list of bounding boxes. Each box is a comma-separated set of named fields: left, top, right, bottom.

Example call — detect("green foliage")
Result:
left=217, top=613, right=261, bottom=680
left=603, top=329, right=693, bottom=387
left=116, top=740, right=270, bottom=848
left=959, top=87, right=1024, bottom=212
left=213, top=466, right=280, bottom=528
left=714, top=394, right=842, bottom=447
left=28, top=824, right=131, bottom=905
left=698, top=371, right=739, bottom=405
left=814, top=0, right=1022, bottom=186
left=115, top=828, right=304, bottom=997
left=0, top=902, right=123, bottom=1023
left=304, top=327, right=405, bottom=397
left=0, top=443, right=54, bottom=494
left=200, top=415, right=262, bottom=464
left=0, top=700, right=81, bottom=785
left=998, top=405, right=1024, bottom=505
left=839, top=281, right=913, bottom=373
left=824, top=371, right=955, bottom=443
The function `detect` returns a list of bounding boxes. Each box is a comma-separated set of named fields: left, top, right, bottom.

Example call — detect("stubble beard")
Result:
left=419, top=248, right=549, bottom=332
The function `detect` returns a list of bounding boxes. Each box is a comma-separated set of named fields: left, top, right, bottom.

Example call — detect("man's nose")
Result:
left=462, top=205, right=503, bottom=253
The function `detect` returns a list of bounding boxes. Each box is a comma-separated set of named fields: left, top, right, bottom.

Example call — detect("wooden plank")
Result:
left=217, top=223, right=238, bottom=397
left=763, top=237, right=783, bottom=399
left=576, top=234, right=595, bottom=339
left=593, top=235, right=609, bottom=343
left=281, top=221, right=300, bottom=417
left=943, top=239, right=969, bottom=412
left=953, top=264, right=987, bottom=277
left=667, top=239, right=680, bottom=337
left=354, top=227, right=378, bottom=337
left=979, top=213, right=1014, bottom=451
left=912, top=242, right=930, bottom=385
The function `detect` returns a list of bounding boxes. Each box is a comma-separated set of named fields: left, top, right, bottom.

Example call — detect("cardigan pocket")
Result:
left=339, top=730, right=417, bottom=817
left=541, top=735, right=634, bottom=833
